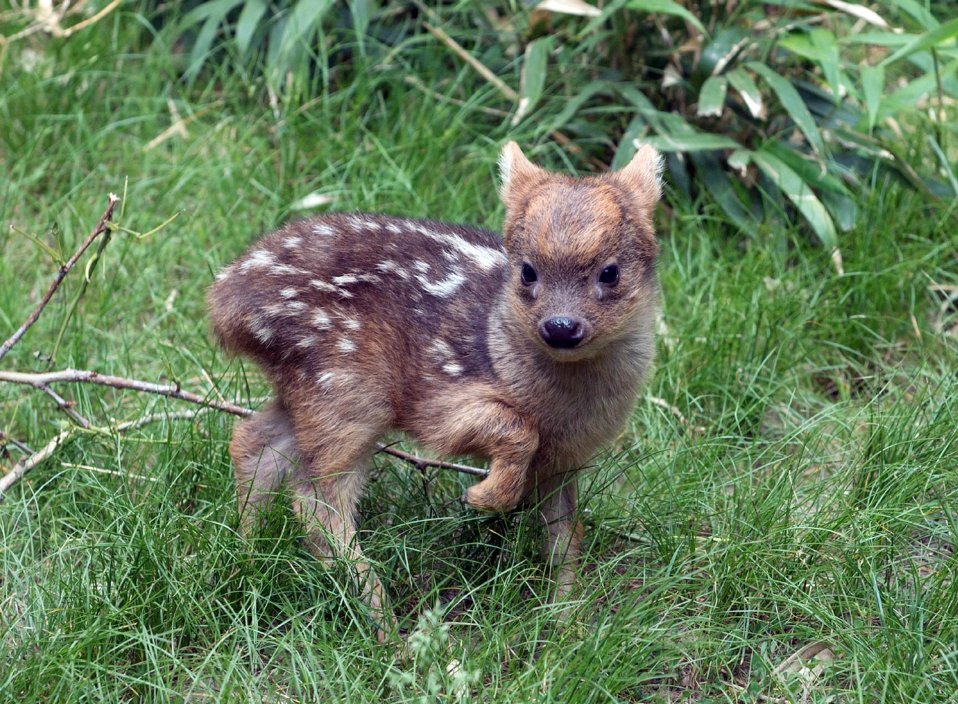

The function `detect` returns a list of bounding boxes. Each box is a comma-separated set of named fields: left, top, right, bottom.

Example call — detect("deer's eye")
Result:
left=599, top=264, right=619, bottom=285
left=521, top=263, right=538, bottom=285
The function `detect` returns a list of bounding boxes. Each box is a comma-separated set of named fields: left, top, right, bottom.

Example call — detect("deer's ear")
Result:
left=499, top=141, right=546, bottom=206
left=613, top=143, right=664, bottom=210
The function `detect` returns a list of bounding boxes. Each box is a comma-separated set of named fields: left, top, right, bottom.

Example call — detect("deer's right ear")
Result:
left=499, top=142, right=545, bottom=206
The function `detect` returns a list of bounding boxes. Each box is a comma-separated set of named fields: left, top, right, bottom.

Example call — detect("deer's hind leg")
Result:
left=230, top=400, right=298, bottom=535
left=285, top=386, right=394, bottom=639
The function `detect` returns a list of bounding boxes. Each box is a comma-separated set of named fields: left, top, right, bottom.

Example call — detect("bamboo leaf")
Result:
left=750, top=148, right=842, bottom=273
left=697, top=75, right=728, bottom=117
left=727, top=67, right=765, bottom=118
left=690, top=152, right=760, bottom=235
left=860, top=64, right=884, bottom=131
left=747, top=61, right=824, bottom=154
left=810, top=29, right=842, bottom=99
left=513, top=37, right=552, bottom=125
left=236, top=0, right=268, bottom=58
left=278, top=0, right=333, bottom=59
left=644, top=133, right=741, bottom=152
left=880, top=16, right=958, bottom=66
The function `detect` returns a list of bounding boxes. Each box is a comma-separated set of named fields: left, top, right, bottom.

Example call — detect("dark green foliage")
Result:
left=166, top=0, right=957, bottom=269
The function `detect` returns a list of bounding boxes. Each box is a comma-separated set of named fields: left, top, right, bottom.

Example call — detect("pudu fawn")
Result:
left=207, top=142, right=663, bottom=636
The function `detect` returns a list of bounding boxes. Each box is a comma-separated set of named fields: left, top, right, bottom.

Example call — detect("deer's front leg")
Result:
left=416, top=388, right=538, bottom=513
left=537, top=470, right=583, bottom=607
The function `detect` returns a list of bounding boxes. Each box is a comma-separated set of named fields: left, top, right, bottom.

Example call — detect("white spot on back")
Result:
left=412, top=260, right=430, bottom=273
left=297, top=335, right=317, bottom=349
left=310, top=279, right=337, bottom=293
left=312, top=309, right=332, bottom=329
left=238, top=250, right=275, bottom=273
left=215, top=266, right=233, bottom=282
left=317, top=371, right=335, bottom=387
left=313, top=223, right=335, bottom=236
left=442, top=362, right=463, bottom=377
left=280, top=287, right=299, bottom=299
left=420, top=228, right=505, bottom=271
left=385, top=223, right=402, bottom=235
left=283, top=236, right=302, bottom=249
left=375, top=259, right=411, bottom=280
left=337, top=338, right=356, bottom=354
left=332, top=274, right=359, bottom=286
left=416, top=269, right=466, bottom=298
left=342, top=318, right=361, bottom=331
left=269, top=263, right=307, bottom=276
left=428, top=339, right=454, bottom=360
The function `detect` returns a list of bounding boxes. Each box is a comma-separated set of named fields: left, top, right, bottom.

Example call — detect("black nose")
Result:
left=539, top=317, right=585, bottom=348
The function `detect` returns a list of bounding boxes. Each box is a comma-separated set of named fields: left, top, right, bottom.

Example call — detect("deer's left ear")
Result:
left=499, top=141, right=546, bottom=206
left=612, top=143, right=663, bottom=210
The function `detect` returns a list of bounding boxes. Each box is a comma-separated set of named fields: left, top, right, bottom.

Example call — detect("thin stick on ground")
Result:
left=0, top=369, right=253, bottom=418
left=0, top=428, right=75, bottom=497
left=0, top=194, right=119, bottom=362
left=0, top=408, right=219, bottom=501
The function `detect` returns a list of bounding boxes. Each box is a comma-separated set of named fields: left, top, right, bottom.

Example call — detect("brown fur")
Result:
left=207, top=142, right=663, bottom=638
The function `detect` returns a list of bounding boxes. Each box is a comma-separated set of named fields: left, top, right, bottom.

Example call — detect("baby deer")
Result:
left=208, top=142, right=662, bottom=637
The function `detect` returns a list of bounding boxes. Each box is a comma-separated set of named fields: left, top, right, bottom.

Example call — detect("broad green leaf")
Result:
left=279, top=0, right=333, bottom=57
left=747, top=61, right=824, bottom=154
left=860, top=64, right=884, bottom=131
left=690, top=151, right=760, bottom=235
left=179, top=0, right=244, bottom=28
left=625, top=0, right=706, bottom=35
left=644, top=133, right=741, bottom=152
left=728, top=149, right=751, bottom=175
left=778, top=33, right=820, bottom=62
left=727, top=67, right=765, bottom=118
left=881, top=16, right=958, bottom=66
left=810, top=29, right=842, bottom=100
left=749, top=148, right=842, bottom=272
left=842, top=31, right=915, bottom=47
left=822, top=190, right=859, bottom=232
left=188, top=15, right=224, bottom=80
left=699, top=27, right=750, bottom=76
left=889, top=0, right=940, bottom=30
left=181, top=0, right=244, bottom=79
left=513, top=37, right=552, bottom=125
left=697, top=75, right=728, bottom=117
left=763, top=141, right=850, bottom=196
left=236, top=0, right=268, bottom=58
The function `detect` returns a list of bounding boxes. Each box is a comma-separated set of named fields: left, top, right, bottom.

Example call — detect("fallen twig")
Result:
left=0, top=368, right=253, bottom=417
left=0, top=194, right=119, bottom=362
left=0, top=428, right=75, bottom=497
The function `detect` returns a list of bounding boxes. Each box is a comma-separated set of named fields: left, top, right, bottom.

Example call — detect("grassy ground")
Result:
left=2, top=8, right=958, bottom=703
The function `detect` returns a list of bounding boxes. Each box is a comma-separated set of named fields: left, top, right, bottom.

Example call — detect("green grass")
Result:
left=2, top=7, right=958, bottom=703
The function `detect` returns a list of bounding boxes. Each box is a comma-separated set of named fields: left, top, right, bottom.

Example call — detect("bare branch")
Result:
left=36, top=382, right=91, bottom=428
left=0, top=428, right=75, bottom=498
left=0, top=194, right=119, bottom=362
left=376, top=444, right=489, bottom=478
left=0, top=368, right=252, bottom=417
